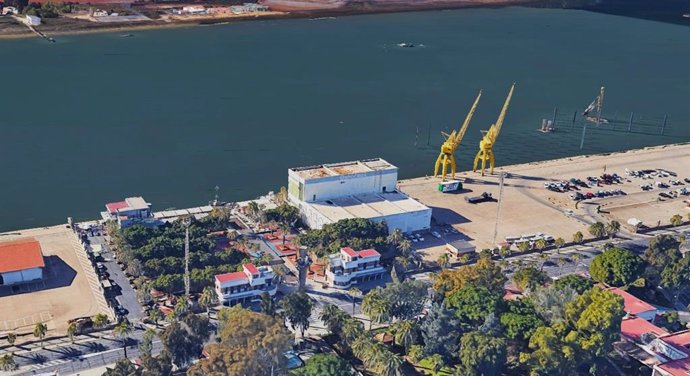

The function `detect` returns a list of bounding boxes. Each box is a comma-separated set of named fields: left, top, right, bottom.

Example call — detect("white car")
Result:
left=431, top=231, right=441, bottom=239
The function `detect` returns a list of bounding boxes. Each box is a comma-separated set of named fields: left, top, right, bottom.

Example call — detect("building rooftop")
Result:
left=608, top=287, right=656, bottom=315
left=661, top=330, right=690, bottom=351
left=306, top=191, right=430, bottom=223
left=215, top=271, right=247, bottom=283
left=289, top=158, right=396, bottom=180
left=621, top=316, right=668, bottom=343
left=358, top=249, right=380, bottom=258
left=244, top=263, right=259, bottom=275
left=105, top=196, right=150, bottom=214
left=341, top=247, right=358, bottom=257
left=0, top=238, right=45, bottom=273
left=656, top=357, right=690, bottom=376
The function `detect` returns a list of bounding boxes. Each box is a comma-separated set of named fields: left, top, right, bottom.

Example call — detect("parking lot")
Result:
left=0, top=225, right=110, bottom=335
left=399, top=143, right=690, bottom=249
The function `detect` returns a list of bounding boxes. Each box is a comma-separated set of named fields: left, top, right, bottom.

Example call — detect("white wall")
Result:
left=371, top=209, right=432, bottom=233
left=1, top=267, right=42, bottom=285
left=300, top=171, right=398, bottom=202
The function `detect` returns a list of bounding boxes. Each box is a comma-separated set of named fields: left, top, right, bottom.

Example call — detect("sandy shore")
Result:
left=0, top=0, right=551, bottom=39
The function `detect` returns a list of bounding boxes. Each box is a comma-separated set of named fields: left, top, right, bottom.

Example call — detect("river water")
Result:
left=1, top=7, right=689, bottom=231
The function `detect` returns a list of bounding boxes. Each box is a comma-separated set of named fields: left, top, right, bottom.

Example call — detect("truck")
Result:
left=464, top=192, right=493, bottom=204
left=438, top=180, right=462, bottom=193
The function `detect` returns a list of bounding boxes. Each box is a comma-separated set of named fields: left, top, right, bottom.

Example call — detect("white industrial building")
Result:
left=0, top=238, right=45, bottom=286
left=288, top=158, right=431, bottom=233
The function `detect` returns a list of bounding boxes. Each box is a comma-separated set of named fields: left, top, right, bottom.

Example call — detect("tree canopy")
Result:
left=188, top=307, right=292, bottom=376
left=301, top=354, right=353, bottom=376
left=433, top=258, right=507, bottom=297
left=457, top=331, right=507, bottom=376
left=589, top=248, right=644, bottom=286
left=511, top=266, right=549, bottom=292
left=420, top=304, right=461, bottom=362
left=296, top=218, right=388, bottom=257
left=553, top=274, right=593, bottom=294
left=446, top=284, right=501, bottom=325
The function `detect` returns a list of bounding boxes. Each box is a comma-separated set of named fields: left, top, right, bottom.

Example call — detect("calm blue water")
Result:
left=1, top=7, right=689, bottom=231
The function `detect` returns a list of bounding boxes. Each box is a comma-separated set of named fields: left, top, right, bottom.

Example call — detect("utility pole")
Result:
left=183, top=216, right=191, bottom=300
left=492, top=171, right=505, bottom=248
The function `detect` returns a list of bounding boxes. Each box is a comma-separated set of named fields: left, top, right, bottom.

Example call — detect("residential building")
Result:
left=214, top=263, right=277, bottom=306
left=325, top=247, right=385, bottom=288
left=608, top=287, right=658, bottom=321
left=0, top=239, right=45, bottom=286
left=288, top=159, right=432, bottom=233
left=445, top=240, right=476, bottom=260
left=101, top=196, right=159, bottom=228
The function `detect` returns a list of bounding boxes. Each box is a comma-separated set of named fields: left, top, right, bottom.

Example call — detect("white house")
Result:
left=101, top=196, right=159, bottom=228
left=214, top=263, right=277, bottom=306
left=288, top=159, right=432, bottom=233
left=25, top=15, right=41, bottom=26
left=0, top=238, right=45, bottom=286
left=325, top=247, right=385, bottom=288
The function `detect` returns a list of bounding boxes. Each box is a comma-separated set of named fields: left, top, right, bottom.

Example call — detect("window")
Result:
left=382, top=186, right=387, bottom=192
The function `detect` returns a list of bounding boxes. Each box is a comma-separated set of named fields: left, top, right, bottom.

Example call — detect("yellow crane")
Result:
left=433, top=91, right=482, bottom=181
left=473, top=83, right=515, bottom=176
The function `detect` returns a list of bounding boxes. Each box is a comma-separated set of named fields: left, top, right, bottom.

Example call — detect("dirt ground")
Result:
left=0, top=226, right=110, bottom=337
left=399, top=143, right=690, bottom=249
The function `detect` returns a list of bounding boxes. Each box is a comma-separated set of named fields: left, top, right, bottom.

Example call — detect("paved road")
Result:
left=88, top=234, right=144, bottom=322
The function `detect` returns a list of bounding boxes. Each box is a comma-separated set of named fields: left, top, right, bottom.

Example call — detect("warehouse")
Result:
left=288, top=158, right=431, bottom=233
left=0, top=238, right=45, bottom=286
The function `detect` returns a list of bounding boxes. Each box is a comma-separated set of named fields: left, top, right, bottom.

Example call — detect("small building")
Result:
left=608, top=287, right=658, bottom=322
left=445, top=239, right=476, bottom=260
left=25, top=15, right=41, bottom=26
left=0, top=239, right=45, bottom=286
left=288, top=159, right=432, bottom=233
left=325, top=247, right=385, bottom=288
left=214, top=263, right=277, bottom=306
left=101, top=196, right=159, bottom=228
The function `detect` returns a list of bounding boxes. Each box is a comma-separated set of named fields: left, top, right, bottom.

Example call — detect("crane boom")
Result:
left=493, top=83, right=515, bottom=139
left=456, top=91, right=482, bottom=143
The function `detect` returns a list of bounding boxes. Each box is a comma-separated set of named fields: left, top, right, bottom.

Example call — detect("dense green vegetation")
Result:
left=112, top=217, right=247, bottom=293
left=296, top=218, right=388, bottom=257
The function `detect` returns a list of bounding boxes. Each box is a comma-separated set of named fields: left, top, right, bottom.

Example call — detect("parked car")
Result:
left=431, top=231, right=441, bottom=239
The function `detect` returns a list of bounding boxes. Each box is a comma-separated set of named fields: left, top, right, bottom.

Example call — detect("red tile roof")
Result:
left=621, top=316, right=668, bottom=343
left=607, top=287, right=656, bottom=315
left=244, top=263, right=259, bottom=275
left=215, top=272, right=248, bottom=283
left=661, top=330, right=690, bottom=349
left=106, top=201, right=129, bottom=213
left=341, top=247, right=358, bottom=257
left=656, top=358, right=690, bottom=376
left=358, top=249, right=380, bottom=258
left=0, top=239, right=45, bottom=274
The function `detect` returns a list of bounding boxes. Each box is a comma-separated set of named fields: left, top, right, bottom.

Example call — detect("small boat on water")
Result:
left=397, top=42, right=414, bottom=48
left=121, top=33, right=133, bottom=37
left=537, top=119, right=555, bottom=133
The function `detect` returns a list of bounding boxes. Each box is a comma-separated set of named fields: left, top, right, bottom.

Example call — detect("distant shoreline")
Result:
left=0, top=0, right=548, bottom=39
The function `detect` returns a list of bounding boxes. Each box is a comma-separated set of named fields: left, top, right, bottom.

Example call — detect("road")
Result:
left=87, top=232, right=144, bottom=322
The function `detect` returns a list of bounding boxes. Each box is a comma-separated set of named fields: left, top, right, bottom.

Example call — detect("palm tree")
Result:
left=556, top=257, right=568, bottom=275
left=588, top=222, right=606, bottom=238
left=174, top=296, right=189, bottom=317
left=0, top=354, right=16, bottom=371
left=392, top=320, right=417, bottom=350
left=606, top=220, right=621, bottom=239
left=319, top=304, right=346, bottom=336
left=113, top=320, right=133, bottom=358
left=33, top=322, right=47, bottom=348
left=387, top=228, right=404, bottom=246
left=361, top=290, right=389, bottom=330
left=499, top=245, right=511, bottom=259
left=671, top=214, right=684, bottom=227
left=93, top=313, right=108, bottom=337
left=147, top=309, right=163, bottom=327
left=375, top=349, right=403, bottom=376
left=199, top=286, right=218, bottom=314
left=517, top=241, right=530, bottom=253
left=554, top=237, right=565, bottom=254
left=397, top=239, right=412, bottom=256
left=394, top=256, right=410, bottom=272
left=572, top=253, right=583, bottom=271
left=348, top=287, right=361, bottom=315
left=425, top=354, right=444, bottom=373
left=279, top=221, right=290, bottom=244
left=351, top=335, right=376, bottom=360
left=6, top=332, right=16, bottom=350
left=534, top=239, right=547, bottom=253
left=437, top=253, right=450, bottom=270
left=67, top=322, right=78, bottom=343
left=247, top=201, right=260, bottom=221
left=341, top=318, right=365, bottom=345
left=260, top=291, right=276, bottom=317
left=573, top=231, right=584, bottom=244
left=458, top=253, right=470, bottom=264
left=538, top=253, right=550, bottom=271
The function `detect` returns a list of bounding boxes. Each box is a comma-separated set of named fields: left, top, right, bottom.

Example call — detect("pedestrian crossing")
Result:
left=30, top=358, right=68, bottom=370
